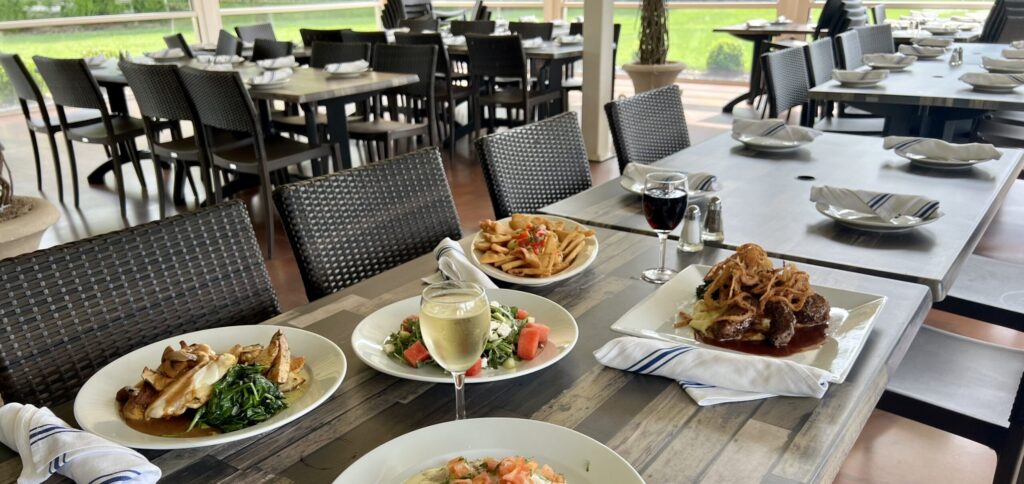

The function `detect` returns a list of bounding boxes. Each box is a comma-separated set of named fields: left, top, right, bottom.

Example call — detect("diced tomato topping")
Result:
left=466, top=358, right=483, bottom=377
left=452, top=480, right=472, bottom=484
left=447, top=457, right=473, bottom=479
left=403, top=341, right=430, bottom=368
left=517, top=327, right=542, bottom=360
left=540, top=464, right=566, bottom=483
left=497, top=457, right=519, bottom=476
left=514, top=308, right=529, bottom=320
left=471, top=474, right=493, bottom=484
left=401, top=315, right=418, bottom=332
left=483, top=457, right=499, bottom=471
left=523, top=322, right=549, bottom=344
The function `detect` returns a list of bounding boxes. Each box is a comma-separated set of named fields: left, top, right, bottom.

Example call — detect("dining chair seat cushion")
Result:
left=812, top=116, right=885, bottom=134
left=347, top=118, right=429, bottom=136
left=212, top=136, right=331, bottom=172
left=28, top=107, right=102, bottom=131
left=887, top=325, right=1024, bottom=428
left=64, top=115, right=147, bottom=144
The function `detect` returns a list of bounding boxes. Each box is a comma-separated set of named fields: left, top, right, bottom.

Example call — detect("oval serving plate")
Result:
left=470, top=214, right=598, bottom=287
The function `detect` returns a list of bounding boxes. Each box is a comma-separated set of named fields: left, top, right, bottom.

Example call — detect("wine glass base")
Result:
left=641, top=267, right=677, bottom=284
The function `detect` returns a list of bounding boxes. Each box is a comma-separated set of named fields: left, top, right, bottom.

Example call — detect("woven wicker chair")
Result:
left=450, top=20, right=495, bottom=36
left=216, top=29, right=242, bottom=56
left=509, top=22, right=554, bottom=40
left=235, top=22, right=277, bottom=42
left=341, top=31, right=388, bottom=62
left=251, top=38, right=294, bottom=62
left=871, top=4, right=887, bottom=24
left=834, top=30, right=863, bottom=69
left=163, top=33, right=194, bottom=58
left=273, top=147, right=461, bottom=300
left=802, top=39, right=885, bottom=134
left=399, top=17, right=440, bottom=32
left=474, top=112, right=591, bottom=219
left=854, top=24, right=894, bottom=55
left=299, top=28, right=348, bottom=47
left=0, top=200, right=279, bottom=408
left=604, top=84, right=690, bottom=173
left=0, top=53, right=100, bottom=200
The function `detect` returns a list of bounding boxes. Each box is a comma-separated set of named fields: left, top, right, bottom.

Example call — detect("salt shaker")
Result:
left=703, top=196, right=725, bottom=242
left=678, top=205, right=704, bottom=253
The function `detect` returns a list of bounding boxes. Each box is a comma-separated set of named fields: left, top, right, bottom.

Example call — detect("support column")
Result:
left=192, top=0, right=222, bottom=44
left=581, top=0, right=614, bottom=162
left=543, top=0, right=563, bottom=22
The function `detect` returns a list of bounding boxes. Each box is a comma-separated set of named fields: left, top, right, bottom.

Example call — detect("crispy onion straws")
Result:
left=699, top=243, right=814, bottom=325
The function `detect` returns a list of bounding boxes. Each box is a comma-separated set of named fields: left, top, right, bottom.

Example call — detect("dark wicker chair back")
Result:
left=509, top=22, right=554, bottom=40
left=216, top=29, right=241, bottom=56
left=300, top=28, right=348, bottom=47
left=804, top=37, right=835, bottom=88
left=466, top=34, right=527, bottom=79
left=163, top=33, right=194, bottom=58
left=835, top=30, right=863, bottom=69
left=273, top=147, right=461, bottom=300
left=310, top=41, right=370, bottom=69
left=341, top=30, right=389, bottom=45
left=0, top=201, right=279, bottom=407
left=400, top=18, right=440, bottom=32
left=235, top=22, right=277, bottom=42
left=118, top=61, right=194, bottom=122
left=569, top=22, right=583, bottom=36
left=763, top=47, right=810, bottom=118
left=32, top=56, right=108, bottom=112
left=252, top=38, right=294, bottom=62
left=179, top=67, right=261, bottom=137
left=604, top=84, right=690, bottom=172
left=373, top=44, right=437, bottom=98
left=475, top=112, right=592, bottom=219
left=854, top=24, right=894, bottom=54
left=0, top=54, right=44, bottom=106
left=871, top=4, right=887, bottom=24
left=996, top=16, right=1024, bottom=43
left=395, top=32, right=452, bottom=78
left=450, top=20, right=495, bottom=35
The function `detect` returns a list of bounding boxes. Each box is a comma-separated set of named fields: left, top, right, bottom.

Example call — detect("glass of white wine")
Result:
left=419, top=281, right=490, bottom=420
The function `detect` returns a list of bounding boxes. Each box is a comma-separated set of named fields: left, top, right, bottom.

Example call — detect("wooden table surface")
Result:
left=0, top=229, right=931, bottom=483
left=541, top=132, right=1024, bottom=300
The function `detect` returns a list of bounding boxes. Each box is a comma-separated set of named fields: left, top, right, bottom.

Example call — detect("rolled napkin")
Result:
left=959, top=72, right=1024, bottom=90
left=256, top=55, right=296, bottom=69
left=521, top=37, right=544, bottom=48
left=621, top=163, right=719, bottom=192
left=518, top=15, right=538, bottom=22
left=832, top=69, right=888, bottom=85
left=912, top=36, right=951, bottom=47
left=745, top=19, right=769, bottom=28
left=594, top=337, right=831, bottom=406
left=84, top=54, right=107, bottom=68
left=898, top=44, right=945, bottom=58
left=196, top=54, right=244, bottom=65
left=424, top=238, right=498, bottom=288
left=863, top=53, right=916, bottom=69
left=810, top=185, right=940, bottom=222
left=733, top=118, right=822, bottom=145
left=884, top=136, right=1001, bottom=162
left=143, top=47, right=183, bottom=59
left=556, top=34, right=583, bottom=45
left=325, top=59, right=369, bottom=74
left=0, top=403, right=161, bottom=484
left=444, top=35, right=467, bottom=45
left=983, top=56, right=1024, bottom=72
left=249, top=67, right=293, bottom=85
left=1003, top=48, right=1024, bottom=60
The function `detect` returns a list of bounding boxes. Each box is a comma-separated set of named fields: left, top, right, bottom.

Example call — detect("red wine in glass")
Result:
left=643, top=188, right=688, bottom=231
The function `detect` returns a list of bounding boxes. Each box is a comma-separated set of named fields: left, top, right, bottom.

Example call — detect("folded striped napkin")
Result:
left=556, top=34, right=583, bottom=45
left=249, top=67, right=293, bottom=85
left=196, top=54, right=244, bottom=65
left=884, top=136, right=1002, bottom=162
left=912, top=36, right=952, bottom=47
left=983, top=56, right=1024, bottom=72
left=521, top=37, right=544, bottom=48
left=443, top=35, right=467, bottom=46
left=810, top=185, right=941, bottom=222
left=898, top=44, right=945, bottom=57
left=256, top=55, right=296, bottom=69
left=863, top=53, right=916, bottom=68
left=621, top=163, right=719, bottom=192
left=733, top=119, right=822, bottom=145
left=325, top=59, right=368, bottom=74
left=0, top=403, right=161, bottom=484
left=594, top=337, right=832, bottom=406
left=959, top=72, right=1024, bottom=90
left=832, top=69, right=888, bottom=83
left=143, top=48, right=183, bottom=59
left=422, top=238, right=497, bottom=288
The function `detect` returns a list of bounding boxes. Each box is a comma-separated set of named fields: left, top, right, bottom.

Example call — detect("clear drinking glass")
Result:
left=641, top=172, right=689, bottom=284
left=419, top=281, right=490, bottom=420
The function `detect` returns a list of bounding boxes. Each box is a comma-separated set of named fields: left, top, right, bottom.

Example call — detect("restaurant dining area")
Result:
left=0, top=0, right=1023, bottom=481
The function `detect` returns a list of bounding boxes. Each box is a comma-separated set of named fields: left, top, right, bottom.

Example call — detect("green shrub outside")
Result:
left=707, top=41, right=744, bottom=74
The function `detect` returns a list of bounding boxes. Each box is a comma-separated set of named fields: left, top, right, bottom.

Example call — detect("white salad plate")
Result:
left=619, top=175, right=716, bottom=200
left=815, top=202, right=942, bottom=232
left=610, top=265, right=886, bottom=383
left=74, top=325, right=346, bottom=450
left=895, top=147, right=997, bottom=170
left=731, top=131, right=819, bottom=152
left=327, top=68, right=370, bottom=78
left=352, top=288, right=578, bottom=384
left=334, top=418, right=643, bottom=483
left=470, top=214, right=598, bottom=287
left=247, top=78, right=291, bottom=89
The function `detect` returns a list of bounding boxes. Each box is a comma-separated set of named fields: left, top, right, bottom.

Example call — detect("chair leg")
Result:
left=111, top=142, right=128, bottom=220
left=212, top=167, right=224, bottom=204
left=154, top=154, right=167, bottom=219
left=448, top=99, right=457, bottom=160
left=27, top=130, right=43, bottom=191
left=126, top=139, right=147, bottom=190
left=64, top=136, right=81, bottom=207
left=45, top=132, right=65, bottom=203
left=258, top=168, right=275, bottom=259
left=172, top=161, right=187, bottom=206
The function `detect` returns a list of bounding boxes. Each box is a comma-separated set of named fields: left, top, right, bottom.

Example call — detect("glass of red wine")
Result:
left=642, top=172, right=689, bottom=284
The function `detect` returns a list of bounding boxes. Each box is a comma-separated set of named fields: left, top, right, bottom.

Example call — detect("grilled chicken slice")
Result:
left=118, top=383, right=160, bottom=422
left=145, top=353, right=237, bottom=420
left=265, top=331, right=291, bottom=385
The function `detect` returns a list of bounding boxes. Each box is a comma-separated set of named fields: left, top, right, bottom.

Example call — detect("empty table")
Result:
left=713, top=23, right=818, bottom=113
left=541, top=132, right=1024, bottom=300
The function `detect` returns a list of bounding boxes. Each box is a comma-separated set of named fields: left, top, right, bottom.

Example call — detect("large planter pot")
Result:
left=622, top=61, right=686, bottom=93
left=0, top=196, right=60, bottom=260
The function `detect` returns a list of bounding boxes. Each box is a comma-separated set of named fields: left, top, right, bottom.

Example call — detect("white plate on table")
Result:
left=247, top=78, right=291, bottom=89
left=334, top=418, right=643, bottom=483
left=74, top=325, right=346, bottom=450
left=895, top=147, right=997, bottom=170
left=619, top=175, right=716, bottom=200
left=731, top=131, right=817, bottom=152
left=352, top=288, right=578, bottom=384
left=327, top=68, right=370, bottom=79
left=815, top=202, right=942, bottom=232
left=985, top=66, right=1024, bottom=74
left=610, top=265, right=886, bottom=383
left=470, top=215, right=599, bottom=287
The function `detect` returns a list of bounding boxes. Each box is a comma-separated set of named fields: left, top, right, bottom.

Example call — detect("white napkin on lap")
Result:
left=144, top=48, right=183, bottom=59
left=884, top=136, right=1001, bottom=162
left=256, top=55, right=296, bottom=69
left=425, top=238, right=497, bottom=289
left=621, top=163, right=719, bottom=192
left=810, top=185, right=941, bottom=221
left=249, top=68, right=293, bottom=85
left=733, top=119, right=822, bottom=144
left=898, top=44, right=944, bottom=57
left=325, top=59, right=368, bottom=74
left=983, top=57, right=1024, bottom=72
left=594, top=337, right=831, bottom=406
left=0, top=403, right=160, bottom=484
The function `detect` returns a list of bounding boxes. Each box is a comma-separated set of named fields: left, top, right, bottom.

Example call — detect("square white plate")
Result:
left=610, top=265, right=886, bottom=383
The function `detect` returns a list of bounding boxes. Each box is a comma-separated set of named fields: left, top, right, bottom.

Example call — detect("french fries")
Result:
left=474, top=214, right=595, bottom=278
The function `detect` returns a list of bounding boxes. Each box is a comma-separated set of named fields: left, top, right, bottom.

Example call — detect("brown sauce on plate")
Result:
left=124, top=412, right=220, bottom=438
left=695, top=325, right=828, bottom=357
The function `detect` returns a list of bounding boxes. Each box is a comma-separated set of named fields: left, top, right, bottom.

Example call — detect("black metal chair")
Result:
left=33, top=56, right=150, bottom=217
left=299, top=28, right=348, bottom=47
left=604, top=85, right=690, bottom=173
left=235, top=22, right=277, bottom=42
left=996, top=16, right=1024, bottom=43
left=834, top=30, right=863, bottom=69
left=871, top=4, right=887, bottom=24
left=179, top=67, right=334, bottom=257
left=509, top=22, right=554, bottom=40
left=450, top=20, right=495, bottom=36
left=273, top=147, right=461, bottom=301
left=163, top=33, right=194, bottom=58
left=216, top=29, right=242, bottom=56
left=802, top=38, right=885, bottom=134
left=400, top=17, right=440, bottom=32
left=474, top=112, right=591, bottom=219
left=0, top=53, right=100, bottom=200
left=251, top=38, right=294, bottom=62
left=0, top=200, right=279, bottom=408
left=341, top=31, right=389, bottom=62
left=854, top=24, right=894, bottom=55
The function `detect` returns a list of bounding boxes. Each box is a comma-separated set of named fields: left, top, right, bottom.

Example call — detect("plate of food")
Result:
left=610, top=244, right=886, bottom=382
left=471, top=214, right=598, bottom=286
left=334, top=418, right=643, bottom=483
left=352, top=288, right=578, bottom=384
left=74, top=325, right=346, bottom=449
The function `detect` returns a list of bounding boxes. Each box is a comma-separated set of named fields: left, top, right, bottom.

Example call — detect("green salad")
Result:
left=188, top=364, right=288, bottom=433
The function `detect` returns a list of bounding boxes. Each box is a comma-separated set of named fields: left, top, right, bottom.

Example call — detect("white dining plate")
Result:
left=248, top=78, right=291, bottom=89
left=815, top=202, right=942, bottom=232
left=470, top=214, right=598, bottom=287
left=896, top=149, right=996, bottom=170
left=610, top=265, right=886, bottom=383
left=731, top=132, right=813, bottom=152
left=837, top=78, right=886, bottom=87
left=619, top=175, right=716, bottom=200
left=327, top=68, right=369, bottom=78
left=74, top=325, right=346, bottom=450
left=352, top=288, right=578, bottom=384
left=334, top=418, right=643, bottom=483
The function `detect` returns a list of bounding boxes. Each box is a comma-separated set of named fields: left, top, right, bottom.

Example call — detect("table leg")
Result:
left=723, top=36, right=767, bottom=114
left=302, top=104, right=326, bottom=176
left=324, top=98, right=353, bottom=171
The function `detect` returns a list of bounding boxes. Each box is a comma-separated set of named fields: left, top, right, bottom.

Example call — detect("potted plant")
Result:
left=0, top=142, right=60, bottom=260
left=622, top=0, right=686, bottom=92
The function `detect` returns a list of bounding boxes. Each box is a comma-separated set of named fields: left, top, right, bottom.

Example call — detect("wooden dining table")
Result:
left=0, top=229, right=932, bottom=483
left=541, top=132, right=1024, bottom=300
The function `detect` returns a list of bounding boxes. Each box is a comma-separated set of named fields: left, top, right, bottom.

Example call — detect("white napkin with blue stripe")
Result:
left=621, top=163, right=719, bottom=193
left=256, top=55, right=296, bottom=69
left=594, top=337, right=831, bottom=406
left=423, top=238, right=497, bottom=288
left=143, top=48, right=184, bottom=59
left=0, top=403, right=161, bottom=484
left=732, top=119, right=822, bottom=145
left=810, top=185, right=941, bottom=222
left=325, top=60, right=368, bottom=74
left=883, top=136, right=1001, bottom=162
left=249, top=67, right=293, bottom=85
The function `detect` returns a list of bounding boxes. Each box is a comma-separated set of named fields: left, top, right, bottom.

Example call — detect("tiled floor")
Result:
left=1, top=76, right=1019, bottom=483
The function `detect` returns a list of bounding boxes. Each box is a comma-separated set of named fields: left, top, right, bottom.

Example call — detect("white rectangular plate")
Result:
left=610, top=265, right=886, bottom=383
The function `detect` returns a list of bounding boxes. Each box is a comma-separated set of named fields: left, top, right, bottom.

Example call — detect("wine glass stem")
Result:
left=657, top=232, right=668, bottom=272
left=453, top=371, right=467, bottom=420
